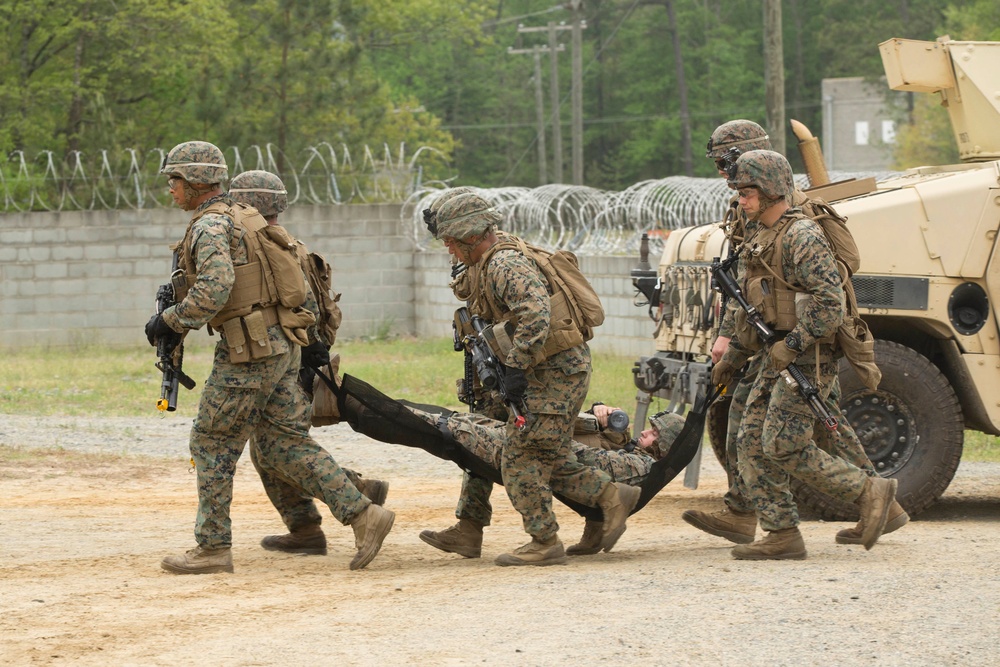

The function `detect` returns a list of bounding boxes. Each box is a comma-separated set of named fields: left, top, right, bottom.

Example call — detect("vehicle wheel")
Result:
left=707, top=394, right=731, bottom=470
left=792, top=340, right=964, bottom=520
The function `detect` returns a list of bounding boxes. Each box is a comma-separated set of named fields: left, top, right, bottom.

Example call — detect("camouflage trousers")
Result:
left=736, top=358, right=868, bottom=532
left=724, top=355, right=876, bottom=515
left=250, top=443, right=365, bottom=533
left=190, top=339, right=368, bottom=549
left=501, top=365, right=611, bottom=541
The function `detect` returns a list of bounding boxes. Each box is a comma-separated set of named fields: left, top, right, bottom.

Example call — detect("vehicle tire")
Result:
left=792, top=340, right=964, bottom=520
left=707, top=394, right=731, bottom=470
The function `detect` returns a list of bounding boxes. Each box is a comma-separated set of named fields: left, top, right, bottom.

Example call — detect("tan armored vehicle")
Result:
left=631, top=36, right=1000, bottom=518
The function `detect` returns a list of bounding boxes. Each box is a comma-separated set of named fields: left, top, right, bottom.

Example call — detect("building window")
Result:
left=855, top=121, right=870, bottom=145
left=882, top=120, right=896, bottom=144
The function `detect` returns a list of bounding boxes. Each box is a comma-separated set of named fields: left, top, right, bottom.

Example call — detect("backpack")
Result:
left=298, top=247, right=343, bottom=347
left=800, top=197, right=861, bottom=277
left=496, top=237, right=605, bottom=340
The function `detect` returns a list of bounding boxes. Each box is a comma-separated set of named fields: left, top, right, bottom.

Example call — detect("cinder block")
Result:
left=84, top=245, right=117, bottom=260
left=0, top=229, right=32, bottom=245
left=34, top=263, right=68, bottom=279
left=118, top=244, right=151, bottom=259
left=51, top=279, right=86, bottom=296
left=32, top=228, right=67, bottom=244
left=52, top=246, right=85, bottom=261
left=69, top=263, right=104, bottom=278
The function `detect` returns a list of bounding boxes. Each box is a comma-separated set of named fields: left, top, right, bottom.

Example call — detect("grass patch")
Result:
left=0, top=337, right=644, bottom=419
left=3, top=338, right=998, bottom=462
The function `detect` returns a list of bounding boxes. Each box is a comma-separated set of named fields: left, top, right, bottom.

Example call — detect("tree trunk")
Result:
left=665, top=0, right=692, bottom=175
left=763, top=0, right=786, bottom=155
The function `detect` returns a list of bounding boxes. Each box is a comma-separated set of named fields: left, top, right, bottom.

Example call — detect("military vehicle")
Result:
left=630, top=36, right=1000, bottom=519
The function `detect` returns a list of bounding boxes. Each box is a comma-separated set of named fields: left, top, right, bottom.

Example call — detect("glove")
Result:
left=711, top=359, right=736, bottom=388
left=301, top=340, right=331, bottom=370
left=504, top=366, right=529, bottom=402
left=769, top=340, right=799, bottom=372
left=145, top=313, right=176, bottom=347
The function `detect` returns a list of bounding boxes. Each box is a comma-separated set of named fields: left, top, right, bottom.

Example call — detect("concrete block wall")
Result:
left=1, top=204, right=660, bottom=359
left=0, top=204, right=416, bottom=348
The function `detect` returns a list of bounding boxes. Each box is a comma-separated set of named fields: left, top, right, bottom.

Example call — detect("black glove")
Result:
left=504, top=366, right=529, bottom=402
left=301, top=340, right=331, bottom=369
left=145, top=313, right=177, bottom=347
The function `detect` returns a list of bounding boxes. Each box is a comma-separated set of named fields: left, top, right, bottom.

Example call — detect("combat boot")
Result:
left=731, top=527, right=807, bottom=560
left=355, top=477, right=390, bottom=506
left=681, top=507, right=757, bottom=544
left=495, top=536, right=568, bottom=567
left=855, top=476, right=899, bottom=550
left=418, top=518, right=484, bottom=558
left=836, top=499, right=909, bottom=545
left=260, top=524, right=327, bottom=555
left=597, top=483, right=642, bottom=552
left=350, top=503, right=395, bottom=570
left=566, top=520, right=603, bottom=556
left=161, top=546, right=234, bottom=574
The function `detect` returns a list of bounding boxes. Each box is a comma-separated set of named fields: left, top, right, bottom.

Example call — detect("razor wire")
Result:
left=0, top=143, right=447, bottom=213
left=406, top=171, right=900, bottom=255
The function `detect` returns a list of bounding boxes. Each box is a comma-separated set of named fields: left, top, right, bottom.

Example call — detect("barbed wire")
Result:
left=405, top=171, right=899, bottom=255
left=0, top=143, right=447, bottom=213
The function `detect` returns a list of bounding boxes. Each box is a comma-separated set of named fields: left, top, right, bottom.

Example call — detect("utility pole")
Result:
left=569, top=0, right=586, bottom=185
left=517, top=22, right=574, bottom=183
left=509, top=42, right=562, bottom=184
left=763, top=0, right=786, bottom=155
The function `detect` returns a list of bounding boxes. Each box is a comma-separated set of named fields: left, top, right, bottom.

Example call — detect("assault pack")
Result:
left=481, top=236, right=605, bottom=341
left=297, top=247, right=343, bottom=347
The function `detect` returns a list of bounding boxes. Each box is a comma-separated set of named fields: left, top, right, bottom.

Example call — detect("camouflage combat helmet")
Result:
left=160, top=141, right=228, bottom=185
left=706, top=120, right=771, bottom=158
left=230, top=170, right=288, bottom=217
left=423, top=186, right=477, bottom=236
left=730, top=149, right=794, bottom=200
left=649, top=410, right=686, bottom=458
left=434, top=192, right=501, bottom=241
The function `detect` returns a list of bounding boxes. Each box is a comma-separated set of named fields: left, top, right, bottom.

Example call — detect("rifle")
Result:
left=154, top=252, right=196, bottom=412
left=454, top=307, right=532, bottom=430
left=710, top=255, right=838, bottom=431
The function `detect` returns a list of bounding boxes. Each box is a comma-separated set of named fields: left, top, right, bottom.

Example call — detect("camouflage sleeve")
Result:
left=717, top=298, right=738, bottom=339
left=485, top=249, right=550, bottom=369
left=162, top=212, right=235, bottom=330
left=784, top=219, right=845, bottom=346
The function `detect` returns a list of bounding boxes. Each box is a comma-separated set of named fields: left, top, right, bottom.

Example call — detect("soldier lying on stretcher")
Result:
left=337, top=374, right=690, bottom=557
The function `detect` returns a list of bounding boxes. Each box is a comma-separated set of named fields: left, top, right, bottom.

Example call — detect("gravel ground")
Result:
left=1, top=412, right=999, bottom=666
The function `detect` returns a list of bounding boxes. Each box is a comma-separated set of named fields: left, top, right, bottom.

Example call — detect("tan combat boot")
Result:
left=836, top=499, right=909, bottom=545
left=855, top=476, right=899, bottom=550
left=355, top=477, right=390, bottom=506
left=681, top=507, right=758, bottom=544
left=494, top=536, right=568, bottom=567
left=260, top=524, right=327, bottom=555
left=597, top=482, right=642, bottom=552
left=731, top=527, right=807, bottom=560
left=418, top=518, right=484, bottom=558
left=161, top=546, right=234, bottom=574
left=566, top=520, right=604, bottom=556
left=350, top=503, right=395, bottom=570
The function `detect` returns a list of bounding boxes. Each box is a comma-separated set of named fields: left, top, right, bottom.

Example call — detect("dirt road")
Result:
left=1, top=417, right=998, bottom=666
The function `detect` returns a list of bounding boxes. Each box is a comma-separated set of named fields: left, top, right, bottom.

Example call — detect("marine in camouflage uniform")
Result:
left=428, top=193, right=641, bottom=566
left=149, top=144, right=393, bottom=574
left=229, top=170, right=389, bottom=557
left=719, top=150, right=898, bottom=560
left=684, top=122, right=907, bottom=547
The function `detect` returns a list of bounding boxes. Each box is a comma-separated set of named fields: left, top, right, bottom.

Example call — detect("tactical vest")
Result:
left=470, top=238, right=590, bottom=365
left=175, top=201, right=311, bottom=362
left=736, top=209, right=837, bottom=352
